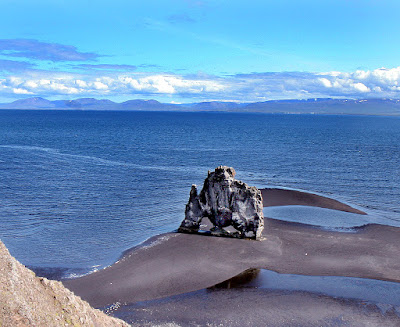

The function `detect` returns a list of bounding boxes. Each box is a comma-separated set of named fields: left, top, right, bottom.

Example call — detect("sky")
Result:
left=1, top=0, right=400, bottom=103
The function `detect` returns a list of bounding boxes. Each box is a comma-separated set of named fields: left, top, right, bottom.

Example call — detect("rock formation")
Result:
left=0, top=240, right=129, bottom=327
left=179, top=166, right=264, bottom=240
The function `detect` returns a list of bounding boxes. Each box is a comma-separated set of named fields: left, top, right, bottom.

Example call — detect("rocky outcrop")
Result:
left=0, top=240, right=129, bottom=327
left=179, top=166, right=264, bottom=240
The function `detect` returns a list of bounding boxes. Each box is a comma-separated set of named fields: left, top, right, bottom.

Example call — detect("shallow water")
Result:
left=0, top=110, right=399, bottom=275
left=263, top=205, right=374, bottom=229
left=232, top=269, right=400, bottom=306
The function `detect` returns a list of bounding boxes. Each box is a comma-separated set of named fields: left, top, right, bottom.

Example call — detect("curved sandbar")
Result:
left=64, top=188, right=396, bottom=308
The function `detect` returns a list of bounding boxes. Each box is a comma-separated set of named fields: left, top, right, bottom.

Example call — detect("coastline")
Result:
left=63, top=218, right=400, bottom=308
left=63, top=188, right=399, bottom=311
left=3, top=183, right=400, bottom=325
left=0, top=184, right=390, bottom=325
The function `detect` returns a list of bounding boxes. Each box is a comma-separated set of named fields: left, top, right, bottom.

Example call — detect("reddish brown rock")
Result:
left=0, top=240, right=129, bottom=327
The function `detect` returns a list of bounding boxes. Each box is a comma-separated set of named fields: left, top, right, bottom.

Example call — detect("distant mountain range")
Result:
left=1, top=97, right=400, bottom=115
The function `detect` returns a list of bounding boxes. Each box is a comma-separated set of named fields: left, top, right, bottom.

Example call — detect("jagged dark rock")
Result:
left=179, top=166, right=264, bottom=240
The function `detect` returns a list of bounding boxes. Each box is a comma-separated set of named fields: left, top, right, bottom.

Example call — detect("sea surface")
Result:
left=0, top=110, right=399, bottom=277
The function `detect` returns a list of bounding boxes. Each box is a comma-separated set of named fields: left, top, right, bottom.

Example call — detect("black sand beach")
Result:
left=63, top=188, right=400, bottom=325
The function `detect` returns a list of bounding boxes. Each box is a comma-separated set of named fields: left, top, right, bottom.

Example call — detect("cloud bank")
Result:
left=0, top=73, right=225, bottom=98
left=1, top=38, right=400, bottom=102
left=2, top=67, right=400, bottom=101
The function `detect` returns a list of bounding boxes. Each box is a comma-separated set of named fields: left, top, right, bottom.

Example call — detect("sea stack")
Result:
left=179, top=166, right=264, bottom=240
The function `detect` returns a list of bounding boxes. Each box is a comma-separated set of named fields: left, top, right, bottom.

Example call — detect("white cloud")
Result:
left=314, top=67, right=400, bottom=96
left=93, top=81, right=108, bottom=90
left=0, top=73, right=225, bottom=99
left=24, top=80, right=38, bottom=88
left=319, top=77, right=332, bottom=88
left=117, top=74, right=224, bottom=94
left=352, top=82, right=370, bottom=93
left=13, top=87, right=33, bottom=94
left=75, top=79, right=88, bottom=88
left=8, top=76, right=23, bottom=87
left=353, top=70, right=370, bottom=80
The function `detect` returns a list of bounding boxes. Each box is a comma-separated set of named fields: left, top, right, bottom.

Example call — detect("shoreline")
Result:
left=58, top=187, right=400, bottom=325
left=52, top=187, right=367, bottom=280
left=63, top=185, right=400, bottom=309
left=63, top=219, right=400, bottom=308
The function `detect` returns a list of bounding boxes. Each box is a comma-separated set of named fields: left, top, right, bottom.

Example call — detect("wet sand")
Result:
left=63, top=187, right=399, bottom=311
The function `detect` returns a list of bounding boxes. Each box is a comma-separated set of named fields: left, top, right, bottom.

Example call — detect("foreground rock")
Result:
left=179, top=166, right=264, bottom=239
left=0, top=240, right=129, bottom=327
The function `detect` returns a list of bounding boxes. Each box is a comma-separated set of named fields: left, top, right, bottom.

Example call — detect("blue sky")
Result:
left=1, top=0, right=400, bottom=103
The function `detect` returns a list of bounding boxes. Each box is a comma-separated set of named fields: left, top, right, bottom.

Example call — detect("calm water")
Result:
left=0, top=110, right=399, bottom=276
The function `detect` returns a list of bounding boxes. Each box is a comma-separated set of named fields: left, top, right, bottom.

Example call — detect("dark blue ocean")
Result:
left=1, top=110, right=399, bottom=277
